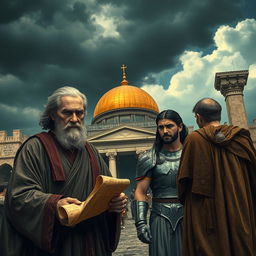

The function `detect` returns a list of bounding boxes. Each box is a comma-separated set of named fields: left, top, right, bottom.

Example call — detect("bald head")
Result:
left=193, top=98, right=222, bottom=123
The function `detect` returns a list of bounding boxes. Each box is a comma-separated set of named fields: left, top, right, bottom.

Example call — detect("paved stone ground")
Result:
left=113, top=211, right=149, bottom=256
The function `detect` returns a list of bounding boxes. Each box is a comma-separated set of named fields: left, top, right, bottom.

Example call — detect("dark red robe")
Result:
left=0, top=133, right=120, bottom=256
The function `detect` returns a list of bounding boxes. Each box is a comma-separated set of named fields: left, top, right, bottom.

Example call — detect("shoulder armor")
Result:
left=135, top=147, right=156, bottom=179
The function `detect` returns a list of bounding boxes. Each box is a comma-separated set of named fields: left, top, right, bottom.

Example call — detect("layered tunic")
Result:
left=0, top=133, right=120, bottom=256
left=177, top=125, right=256, bottom=256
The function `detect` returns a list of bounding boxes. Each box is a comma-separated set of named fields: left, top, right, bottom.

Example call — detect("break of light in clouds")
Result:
left=142, top=19, right=256, bottom=127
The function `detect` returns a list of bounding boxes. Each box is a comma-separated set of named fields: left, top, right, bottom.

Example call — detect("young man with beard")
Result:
left=0, top=86, right=127, bottom=256
left=177, top=98, right=256, bottom=256
left=133, top=110, right=188, bottom=256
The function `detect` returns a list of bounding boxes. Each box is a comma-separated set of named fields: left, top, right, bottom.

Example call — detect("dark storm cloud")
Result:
left=0, top=0, right=68, bottom=24
left=0, top=106, right=41, bottom=135
left=0, top=0, right=247, bottom=135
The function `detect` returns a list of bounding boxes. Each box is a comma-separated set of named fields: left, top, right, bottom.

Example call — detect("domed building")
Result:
left=1, top=68, right=254, bottom=195
left=92, top=65, right=159, bottom=125
left=87, top=65, right=159, bottom=190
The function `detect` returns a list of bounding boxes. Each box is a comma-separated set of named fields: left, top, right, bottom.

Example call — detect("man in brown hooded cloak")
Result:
left=177, top=98, right=256, bottom=256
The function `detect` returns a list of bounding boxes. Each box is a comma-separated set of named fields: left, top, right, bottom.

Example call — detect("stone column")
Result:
left=106, top=152, right=117, bottom=178
left=214, top=70, right=249, bottom=129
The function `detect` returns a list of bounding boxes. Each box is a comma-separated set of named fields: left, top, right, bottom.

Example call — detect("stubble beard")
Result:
left=54, top=120, right=88, bottom=150
left=161, top=131, right=179, bottom=144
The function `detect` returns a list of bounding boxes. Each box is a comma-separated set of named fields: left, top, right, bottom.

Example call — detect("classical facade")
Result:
left=0, top=68, right=255, bottom=192
left=86, top=65, right=160, bottom=189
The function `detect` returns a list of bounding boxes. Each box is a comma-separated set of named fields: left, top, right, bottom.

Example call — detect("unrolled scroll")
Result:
left=57, top=175, right=130, bottom=226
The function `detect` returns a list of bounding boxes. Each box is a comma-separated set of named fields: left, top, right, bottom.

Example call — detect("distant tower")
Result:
left=214, top=70, right=249, bottom=129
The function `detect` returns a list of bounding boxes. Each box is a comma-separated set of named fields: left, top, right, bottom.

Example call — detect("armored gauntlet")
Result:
left=133, top=200, right=152, bottom=244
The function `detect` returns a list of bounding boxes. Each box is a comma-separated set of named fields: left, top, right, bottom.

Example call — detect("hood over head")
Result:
left=197, top=125, right=241, bottom=146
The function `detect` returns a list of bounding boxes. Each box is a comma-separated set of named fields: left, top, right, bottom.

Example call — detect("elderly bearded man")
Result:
left=0, top=86, right=127, bottom=256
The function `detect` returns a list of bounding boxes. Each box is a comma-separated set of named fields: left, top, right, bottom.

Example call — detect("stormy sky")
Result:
left=0, top=0, right=255, bottom=136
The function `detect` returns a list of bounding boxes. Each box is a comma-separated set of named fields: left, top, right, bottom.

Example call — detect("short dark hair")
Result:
left=193, top=98, right=222, bottom=122
left=154, top=109, right=188, bottom=154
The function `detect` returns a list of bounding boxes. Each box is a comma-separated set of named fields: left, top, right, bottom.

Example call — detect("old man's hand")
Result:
left=57, top=197, right=82, bottom=226
left=108, top=192, right=127, bottom=213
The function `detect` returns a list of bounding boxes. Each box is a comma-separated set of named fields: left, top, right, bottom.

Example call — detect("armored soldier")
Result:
left=133, top=110, right=188, bottom=256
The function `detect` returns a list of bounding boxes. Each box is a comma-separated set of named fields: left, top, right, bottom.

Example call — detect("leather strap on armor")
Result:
left=152, top=197, right=180, bottom=203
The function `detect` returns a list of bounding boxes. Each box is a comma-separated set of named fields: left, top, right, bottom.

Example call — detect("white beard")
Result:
left=54, top=121, right=88, bottom=150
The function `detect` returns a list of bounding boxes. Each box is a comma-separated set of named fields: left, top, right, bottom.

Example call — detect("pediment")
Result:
left=88, top=125, right=155, bottom=142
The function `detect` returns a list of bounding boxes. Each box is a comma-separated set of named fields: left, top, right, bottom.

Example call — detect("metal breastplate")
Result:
left=150, top=149, right=181, bottom=198
left=150, top=149, right=183, bottom=230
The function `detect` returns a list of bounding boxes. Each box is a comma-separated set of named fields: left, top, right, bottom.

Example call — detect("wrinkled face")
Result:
left=53, top=95, right=85, bottom=129
left=52, top=96, right=87, bottom=149
left=157, top=119, right=182, bottom=144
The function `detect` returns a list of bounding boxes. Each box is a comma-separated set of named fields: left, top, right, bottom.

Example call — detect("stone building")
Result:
left=0, top=130, right=27, bottom=167
left=0, top=68, right=255, bottom=193
left=86, top=65, right=160, bottom=190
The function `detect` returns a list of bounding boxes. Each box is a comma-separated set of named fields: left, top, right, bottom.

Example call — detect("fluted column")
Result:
left=106, top=152, right=117, bottom=177
left=214, top=70, right=249, bottom=129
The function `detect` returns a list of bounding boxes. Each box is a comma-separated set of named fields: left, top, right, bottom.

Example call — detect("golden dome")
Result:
left=93, top=65, right=159, bottom=118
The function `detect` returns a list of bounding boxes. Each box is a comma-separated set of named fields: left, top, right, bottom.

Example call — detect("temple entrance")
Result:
left=116, top=153, right=137, bottom=196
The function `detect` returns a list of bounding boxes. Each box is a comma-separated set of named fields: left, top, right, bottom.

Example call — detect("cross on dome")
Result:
left=121, top=64, right=128, bottom=85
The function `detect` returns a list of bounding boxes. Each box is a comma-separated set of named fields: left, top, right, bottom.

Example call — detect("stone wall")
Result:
left=0, top=130, right=27, bottom=166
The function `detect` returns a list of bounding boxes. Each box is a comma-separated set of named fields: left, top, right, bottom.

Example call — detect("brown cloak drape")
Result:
left=177, top=125, right=256, bottom=256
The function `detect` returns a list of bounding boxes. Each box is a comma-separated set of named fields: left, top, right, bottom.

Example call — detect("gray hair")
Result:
left=39, top=86, right=87, bottom=130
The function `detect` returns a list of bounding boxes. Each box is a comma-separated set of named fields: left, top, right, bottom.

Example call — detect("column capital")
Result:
left=214, top=70, right=248, bottom=98
left=106, top=151, right=117, bottom=160
left=106, top=151, right=117, bottom=177
left=214, top=70, right=249, bottom=129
